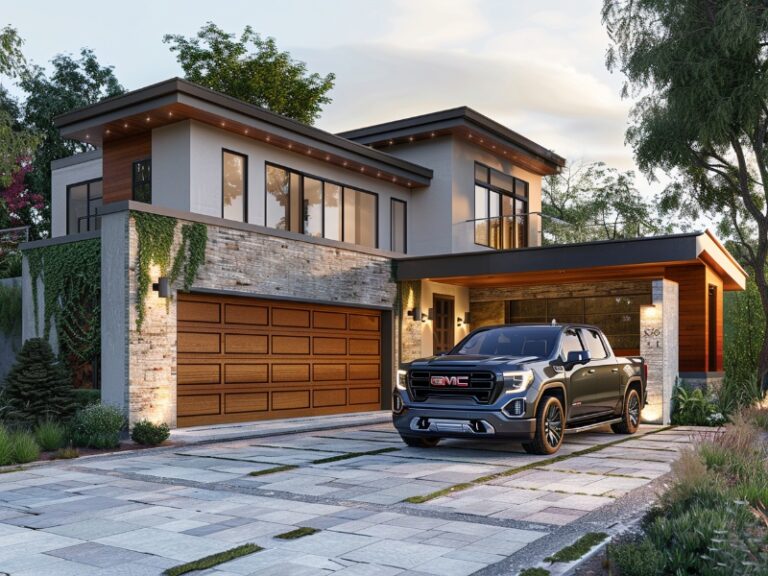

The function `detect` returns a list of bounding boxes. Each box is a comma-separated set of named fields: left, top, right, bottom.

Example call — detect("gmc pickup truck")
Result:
left=393, top=324, right=646, bottom=454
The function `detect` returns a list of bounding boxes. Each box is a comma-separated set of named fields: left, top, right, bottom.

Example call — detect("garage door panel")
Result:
left=224, top=364, right=268, bottom=384
left=177, top=294, right=383, bottom=426
left=178, top=364, right=221, bottom=385
left=225, top=334, right=268, bottom=354
left=272, top=335, right=310, bottom=354
left=225, top=304, right=268, bottom=326
left=179, top=332, right=221, bottom=354
left=178, top=394, right=221, bottom=417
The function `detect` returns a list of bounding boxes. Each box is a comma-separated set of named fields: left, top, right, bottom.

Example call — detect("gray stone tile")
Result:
left=44, top=542, right=153, bottom=568
left=342, top=539, right=452, bottom=570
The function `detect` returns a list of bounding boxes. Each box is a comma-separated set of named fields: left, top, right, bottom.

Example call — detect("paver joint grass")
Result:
left=311, top=446, right=399, bottom=464
left=275, top=527, right=319, bottom=539
left=404, top=426, right=673, bottom=503
left=248, top=464, right=298, bottom=476
left=519, top=568, right=551, bottom=576
left=163, top=543, right=262, bottom=576
left=544, top=531, right=608, bottom=563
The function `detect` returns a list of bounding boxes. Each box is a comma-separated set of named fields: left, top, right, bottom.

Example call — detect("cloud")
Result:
left=381, top=0, right=489, bottom=49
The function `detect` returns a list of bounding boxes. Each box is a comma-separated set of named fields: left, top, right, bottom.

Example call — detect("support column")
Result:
left=640, top=279, right=679, bottom=424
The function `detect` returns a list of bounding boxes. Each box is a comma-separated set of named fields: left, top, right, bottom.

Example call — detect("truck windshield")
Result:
left=451, top=326, right=561, bottom=358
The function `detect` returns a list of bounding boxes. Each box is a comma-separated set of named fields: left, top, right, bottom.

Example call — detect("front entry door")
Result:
left=432, top=295, right=455, bottom=354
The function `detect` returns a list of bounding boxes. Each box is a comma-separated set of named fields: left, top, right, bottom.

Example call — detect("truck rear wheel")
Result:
left=400, top=435, right=441, bottom=448
left=611, top=388, right=641, bottom=434
left=523, top=395, right=565, bottom=455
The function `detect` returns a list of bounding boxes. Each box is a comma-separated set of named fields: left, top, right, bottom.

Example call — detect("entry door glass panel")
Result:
left=433, top=296, right=455, bottom=354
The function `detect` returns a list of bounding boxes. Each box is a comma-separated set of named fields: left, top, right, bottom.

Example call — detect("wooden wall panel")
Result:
left=665, top=265, right=707, bottom=372
left=176, top=294, right=383, bottom=426
left=102, top=133, right=151, bottom=204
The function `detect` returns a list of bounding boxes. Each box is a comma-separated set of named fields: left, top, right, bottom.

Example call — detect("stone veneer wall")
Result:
left=116, top=211, right=398, bottom=427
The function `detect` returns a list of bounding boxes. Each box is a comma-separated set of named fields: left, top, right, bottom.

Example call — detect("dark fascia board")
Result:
left=54, top=77, right=433, bottom=184
left=338, top=106, right=566, bottom=169
left=394, top=232, right=704, bottom=280
left=50, top=148, right=102, bottom=171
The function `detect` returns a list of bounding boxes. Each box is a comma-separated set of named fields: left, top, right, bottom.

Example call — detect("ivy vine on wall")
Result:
left=26, top=238, right=101, bottom=369
left=133, top=212, right=208, bottom=332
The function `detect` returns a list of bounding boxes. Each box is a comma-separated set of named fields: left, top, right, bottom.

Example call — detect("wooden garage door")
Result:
left=176, top=293, right=383, bottom=427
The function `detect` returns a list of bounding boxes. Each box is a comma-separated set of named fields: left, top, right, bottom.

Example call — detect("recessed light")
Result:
left=430, top=132, right=435, bottom=137
left=105, top=129, right=111, bottom=135
left=266, top=135, right=271, bottom=141
left=408, top=136, right=414, bottom=142
left=288, top=143, right=293, bottom=149
left=244, top=129, right=249, bottom=134
left=220, top=121, right=225, bottom=127
left=123, top=123, right=128, bottom=128
left=343, top=161, right=348, bottom=167
left=377, top=171, right=381, bottom=177
left=392, top=177, right=396, bottom=182
left=145, top=116, right=150, bottom=122
left=168, top=111, right=173, bottom=117
left=85, top=134, right=90, bottom=139
left=307, top=149, right=312, bottom=154
left=360, top=167, right=365, bottom=172
left=388, top=140, right=394, bottom=145
left=325, top=155, right=331, bottom=161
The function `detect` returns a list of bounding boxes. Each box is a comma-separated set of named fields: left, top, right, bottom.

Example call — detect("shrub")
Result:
left=131, top=420, right=170, bottom=446
left=0, top=427, right=13, bottom=466
left=71, top=404, right=125, bottom=449
left=34, top=419, right=67, bottom=451
left=609, top=536, right=664, bottom=576
left=3, top=338, right=76, bottom=425
left=744, top=406, right=768, bottom=431
left=672, top=385, right=718, bottom=426
left=72, top=388, right=101, bottom=409
left=11, top=430, right=40, bottom=463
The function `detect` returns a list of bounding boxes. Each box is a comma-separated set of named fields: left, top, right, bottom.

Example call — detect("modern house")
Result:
left=20, top=78, right=746, bottom=428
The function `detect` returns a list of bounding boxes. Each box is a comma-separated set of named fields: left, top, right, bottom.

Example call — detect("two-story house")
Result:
left=21, top=78, right=746, bottom=429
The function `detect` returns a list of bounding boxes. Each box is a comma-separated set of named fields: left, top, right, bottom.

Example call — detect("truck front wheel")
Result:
left=400, top=435, right=441, bottom=448
left=611, top=388, right=641, bottom=434
left=522, top=395, right=565, bottom=455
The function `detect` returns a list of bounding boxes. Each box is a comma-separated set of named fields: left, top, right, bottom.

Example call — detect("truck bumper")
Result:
left=392, top=406, right=537, bottom=441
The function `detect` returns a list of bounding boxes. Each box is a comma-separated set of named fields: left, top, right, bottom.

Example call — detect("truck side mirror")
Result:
left=565, top=350, right=590, bottom=366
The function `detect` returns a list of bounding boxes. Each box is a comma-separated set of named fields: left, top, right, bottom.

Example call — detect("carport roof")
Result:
left=394, top=230, right=747, bottom=291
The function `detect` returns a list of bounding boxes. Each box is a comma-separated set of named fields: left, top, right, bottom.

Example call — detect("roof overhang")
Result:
left=338, top=107, right=566, bottom=176
left=395, top=230, right=748, bottom=291
left=54, top=78, right=433, bottom=189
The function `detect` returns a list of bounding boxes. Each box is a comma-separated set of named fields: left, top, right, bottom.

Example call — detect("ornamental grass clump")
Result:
left=0, top=427, right=13, bottom=466
left=11, top=430, right=40, bottom=463
left=71, top=404, right=125, bottom=449
left=34, top=419, right=67, bottom=451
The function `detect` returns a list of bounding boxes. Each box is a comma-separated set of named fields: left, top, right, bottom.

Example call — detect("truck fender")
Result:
left=535, top=382, right=568, bottom=417
left=624, top=378, right=645, bottom=405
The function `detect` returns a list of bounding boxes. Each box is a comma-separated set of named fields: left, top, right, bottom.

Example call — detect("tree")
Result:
left=603, top=0, right=768, bottom=392
left=3, top=337, right=76, bottom=425
left=18, top=48, right=124, bottom=238
left=541, top=160, right=670, bottom=244
left=164, top=23, right=335, bottom=125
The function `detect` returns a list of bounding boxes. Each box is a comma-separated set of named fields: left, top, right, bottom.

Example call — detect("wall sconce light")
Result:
left=152, top=276, right=170, bottom=298
left=463, top=312, right=471, bottom=325
left=421, top=312, right=428, bottom=323
left=407, top=307, right=421, bottom=322
left=427, top=308, right=434, bottom=321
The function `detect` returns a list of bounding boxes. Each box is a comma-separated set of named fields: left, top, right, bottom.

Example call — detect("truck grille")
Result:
left=408, top=371, right=498, bottom=404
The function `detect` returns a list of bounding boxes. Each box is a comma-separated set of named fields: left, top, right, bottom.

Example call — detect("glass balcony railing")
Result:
left=460, top=212, right=663, bottom=251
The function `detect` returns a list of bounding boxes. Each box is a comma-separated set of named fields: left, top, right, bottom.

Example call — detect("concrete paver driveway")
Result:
left=0, top=423, right=696, bottom=575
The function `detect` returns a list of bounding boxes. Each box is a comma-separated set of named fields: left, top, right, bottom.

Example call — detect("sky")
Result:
left=2, top=0, right=653, bottom=193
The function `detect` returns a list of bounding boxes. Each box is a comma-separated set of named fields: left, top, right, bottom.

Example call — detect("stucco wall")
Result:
left=109, top=209, right=399, bottom=426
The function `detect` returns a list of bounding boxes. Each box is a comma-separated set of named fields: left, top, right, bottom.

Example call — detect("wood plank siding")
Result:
left=102, top=133, right=151, bottom=204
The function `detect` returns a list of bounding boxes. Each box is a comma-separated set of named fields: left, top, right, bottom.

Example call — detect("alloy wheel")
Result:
left=544, top=402, right=563, bottom=448
left=628, top=393, right=640, bottom=427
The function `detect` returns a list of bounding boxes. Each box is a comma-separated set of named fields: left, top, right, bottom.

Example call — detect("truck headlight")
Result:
left=396, top=369, right=408, bottom=390
left=503, top=370, right=534, bottom=391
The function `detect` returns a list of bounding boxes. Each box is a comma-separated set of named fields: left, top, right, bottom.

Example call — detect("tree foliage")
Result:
left=603, top=0, right=768, bottom=391
left=541, top=161, right=670, bottom=243
left=164, top=23, right=335, bottom=124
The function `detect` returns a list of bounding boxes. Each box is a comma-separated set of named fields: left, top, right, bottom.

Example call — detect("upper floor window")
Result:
left=390, top=198, right=406, bottom=253
left=222, top=150, right=247, bottom=222
left=67, top=179, right=102, bottom=234
left=265, top=162, right=380, bottom=249
left=132, top=159, right=151, bottom=203
left=474, top=162, right=529, bottom=250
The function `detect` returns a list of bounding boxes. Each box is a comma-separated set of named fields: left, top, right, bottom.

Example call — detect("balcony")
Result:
left=461, top=212, right=664, bottom=251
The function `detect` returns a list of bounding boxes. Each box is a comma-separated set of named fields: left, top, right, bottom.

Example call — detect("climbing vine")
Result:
left=133, top=211, right=208, bottom=332
left=25, top=238, right=101, bottom=370
left=0, top=283, right=21, bottom=336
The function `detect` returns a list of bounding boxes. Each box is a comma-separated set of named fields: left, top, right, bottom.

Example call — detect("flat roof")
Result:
left=338, top=107, right=566, bottom=175
left=395, top=230, right=747, bottom=291
left=54, top=78, right=433, bottom=188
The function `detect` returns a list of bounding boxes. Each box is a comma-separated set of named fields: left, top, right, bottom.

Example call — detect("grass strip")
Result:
left=248, top=464, right=298, bottom=476
left=311, top=447, right=399, bottom=464
left=274, top=527, right=319, bottom=539
left=163, top=543, right=262, bottom=576
left=519, top=569, right=551, bottom=576
left=404, top=426, right=672, bottom=504
left=545, top=531, right=608, bottom=563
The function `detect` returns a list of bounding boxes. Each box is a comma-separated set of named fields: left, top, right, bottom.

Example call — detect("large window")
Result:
left=222, top=150, right=247, bottom=222
left=265, top=163, right=380, bottom=248
left=132, top=159, right=152, bottom=203
left=390, top=198, right=406, bottom=253
left=67, top=179, right=102, bottom=234
left=474, top=163, right=529, bottom=249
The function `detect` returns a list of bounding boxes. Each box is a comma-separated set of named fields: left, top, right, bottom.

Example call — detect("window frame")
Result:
left=390, top=197, right=407, bottom=253
left=264, top=161, right=381, bottom=249
left=66, top=178, right=103, bottom=234
left=559, top=328, right=586, bottom=360
left=221, top=148, right=249, bottom=223
left=580, top=328, right=609, bottom=360
left=131, top=158, right=152, bottom=203
left=473, top=162, right=529, bottom=250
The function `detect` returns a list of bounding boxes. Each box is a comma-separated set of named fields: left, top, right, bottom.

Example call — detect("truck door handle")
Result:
left=611, top=368, right=619, bottom=373
left=588, top=369, right=596, bottom=374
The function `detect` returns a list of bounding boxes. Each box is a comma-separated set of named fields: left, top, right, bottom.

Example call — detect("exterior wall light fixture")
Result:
left=407, top=307, right=421, bottom=322
left=427, top=308, right=434, bottom=321
left=152, top=277, right=170, bottom=298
